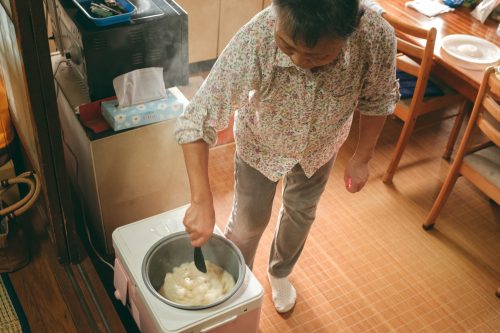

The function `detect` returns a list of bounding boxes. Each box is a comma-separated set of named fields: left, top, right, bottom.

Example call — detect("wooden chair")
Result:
left=382, top=14, right=466, bottom=184
left=423, top=65, right=500, bottom=229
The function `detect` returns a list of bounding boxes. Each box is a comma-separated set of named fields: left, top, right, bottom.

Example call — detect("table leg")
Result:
left=442, top=100, right=471, bottom=161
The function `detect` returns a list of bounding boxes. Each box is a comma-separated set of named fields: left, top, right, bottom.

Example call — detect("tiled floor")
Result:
left=207, top=114, right=500, bottom=332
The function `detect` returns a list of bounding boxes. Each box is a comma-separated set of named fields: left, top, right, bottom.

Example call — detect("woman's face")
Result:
left=274, top=15, right=345, bottom=70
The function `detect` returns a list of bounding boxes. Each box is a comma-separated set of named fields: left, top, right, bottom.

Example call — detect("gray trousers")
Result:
left=224, top=153, right=335, bottom=278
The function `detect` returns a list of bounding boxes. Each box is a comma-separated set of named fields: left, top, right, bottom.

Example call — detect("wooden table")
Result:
left=380, top=0, right=500, bottom=102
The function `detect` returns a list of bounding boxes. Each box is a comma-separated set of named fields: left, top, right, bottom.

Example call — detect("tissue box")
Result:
left=101, top=87, right=188, bottom=131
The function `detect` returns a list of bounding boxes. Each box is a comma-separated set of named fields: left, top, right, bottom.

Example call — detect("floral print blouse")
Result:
left=175, top=5, right=399, bottom=181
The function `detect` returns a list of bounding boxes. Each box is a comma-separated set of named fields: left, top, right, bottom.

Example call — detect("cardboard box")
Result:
left=101, top=87, right=188, bottom=131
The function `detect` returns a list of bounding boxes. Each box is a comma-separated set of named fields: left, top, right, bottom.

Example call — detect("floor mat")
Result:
left=0, top=273, right=30, bottom=332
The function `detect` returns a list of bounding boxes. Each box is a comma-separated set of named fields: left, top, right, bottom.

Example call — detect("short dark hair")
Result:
left=273, top=0, right=361, bottom=48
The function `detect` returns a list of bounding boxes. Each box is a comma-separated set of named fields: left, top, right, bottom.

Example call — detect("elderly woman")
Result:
left=175, top=0, right=396, bottom=313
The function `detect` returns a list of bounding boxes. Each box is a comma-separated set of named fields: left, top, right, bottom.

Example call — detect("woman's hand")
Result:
left=344, top=157, right=370, bottom=193
left=345, top=114, right=386, bottom=192
left=183, top=198, right=216, bottom=247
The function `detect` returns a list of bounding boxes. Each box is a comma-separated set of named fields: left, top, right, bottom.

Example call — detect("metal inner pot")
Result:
left=142, top=231, right=246, bottom=310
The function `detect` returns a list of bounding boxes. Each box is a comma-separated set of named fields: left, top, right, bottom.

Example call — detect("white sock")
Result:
left=267, top=272, right=296, bottom=313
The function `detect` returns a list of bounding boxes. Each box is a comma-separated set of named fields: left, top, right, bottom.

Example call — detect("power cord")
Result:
left=53, top=59, right=70, bottom=100
left=60, top=129, right=114, bottom=271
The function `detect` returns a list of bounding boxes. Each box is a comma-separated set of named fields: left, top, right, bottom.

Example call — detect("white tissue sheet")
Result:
left=471, top=0, right=500, bottom=24
left=405, top=0, right=454, bottom=17
left=113, top=67, right=167, bottom=108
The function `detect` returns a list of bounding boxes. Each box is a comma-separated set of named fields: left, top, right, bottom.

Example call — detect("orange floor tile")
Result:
left=207, top=113, right=500, bottom=333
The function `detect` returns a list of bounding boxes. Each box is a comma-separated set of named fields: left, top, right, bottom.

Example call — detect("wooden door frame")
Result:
left=2, top=0, right=82, bottom=263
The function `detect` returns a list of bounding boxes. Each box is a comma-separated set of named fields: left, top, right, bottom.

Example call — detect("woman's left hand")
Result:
left=344, top=157, right=370, bottom=193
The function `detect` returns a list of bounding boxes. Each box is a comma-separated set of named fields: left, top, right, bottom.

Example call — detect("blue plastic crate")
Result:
left=72, top=0, right=136, bottom=27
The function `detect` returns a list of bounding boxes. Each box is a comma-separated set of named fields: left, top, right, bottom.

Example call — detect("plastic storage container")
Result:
left=443, top=0, right=464, bottom=8
left=72, top=0, right=136, bottom=26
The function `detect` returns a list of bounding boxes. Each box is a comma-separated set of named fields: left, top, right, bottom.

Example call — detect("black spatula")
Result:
left=194, top=247, right=207, bottom=273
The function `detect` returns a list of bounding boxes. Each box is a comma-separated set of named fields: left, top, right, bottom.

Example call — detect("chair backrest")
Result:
left=384, top=14, right=437, bottom=109
left=453, top=66, right=500, bottom=202
left=462, top=66, right=500, bottom=151
left=476, top=68, right=500, bottom=147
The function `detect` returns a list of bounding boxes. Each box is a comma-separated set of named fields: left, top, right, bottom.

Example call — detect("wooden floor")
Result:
left=0, top=160, right=127, bottom=332
left=3, top=96, right=499, bottom=331
left=208, top=111, right=500, bottom=332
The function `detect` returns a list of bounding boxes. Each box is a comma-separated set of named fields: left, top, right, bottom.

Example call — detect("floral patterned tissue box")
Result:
left=101, top=87, right=188, bottom=131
